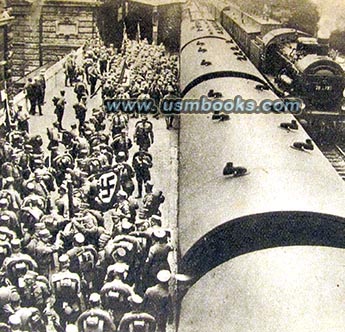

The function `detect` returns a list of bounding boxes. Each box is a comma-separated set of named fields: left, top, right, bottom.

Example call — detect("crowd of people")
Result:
left=0, top=36, right=180, bottom=332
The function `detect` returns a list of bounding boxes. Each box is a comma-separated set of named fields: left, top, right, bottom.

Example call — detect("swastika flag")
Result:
left=98, top=171, right=118, bottom=205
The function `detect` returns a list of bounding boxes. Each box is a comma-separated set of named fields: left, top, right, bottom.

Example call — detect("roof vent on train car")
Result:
left=212, top=112, right=230, bottom=121
left=292, top=139, right=313, bottom=151
left=201, top=59, right=212, bottom=66
left=237, top=56, right=247, bottom=61
left=223, top=162, right=248, bottom=177
left=280, top=120, right=298, bottom=131
left=198, top=47, right=207, bottom=53
left=208, top=89, right=223, bottom=98
left=255, top=84, right=269, bottom=91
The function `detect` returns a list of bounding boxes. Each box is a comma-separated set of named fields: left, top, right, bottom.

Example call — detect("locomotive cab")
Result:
left=296, top=37, right=329, bottom=57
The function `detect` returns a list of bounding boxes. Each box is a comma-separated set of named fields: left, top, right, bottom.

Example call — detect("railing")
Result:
left=13, top=47, right=83, bottom=108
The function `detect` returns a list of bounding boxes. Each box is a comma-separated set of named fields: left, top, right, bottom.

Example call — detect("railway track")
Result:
left=320, top=144, right=345, bottom=181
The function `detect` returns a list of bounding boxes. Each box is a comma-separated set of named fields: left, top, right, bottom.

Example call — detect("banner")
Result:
left=97, top=170, right=119, bottom=205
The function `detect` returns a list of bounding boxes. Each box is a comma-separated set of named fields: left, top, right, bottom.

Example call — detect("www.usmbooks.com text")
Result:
left=104, top=96, right=303, bottom=114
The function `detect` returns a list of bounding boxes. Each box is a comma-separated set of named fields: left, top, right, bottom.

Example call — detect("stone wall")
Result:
left=8, top=0, right=99, bottom=82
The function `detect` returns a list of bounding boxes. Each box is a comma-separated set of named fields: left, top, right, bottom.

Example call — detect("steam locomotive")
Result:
left=205, top=1, right=345, bottom=115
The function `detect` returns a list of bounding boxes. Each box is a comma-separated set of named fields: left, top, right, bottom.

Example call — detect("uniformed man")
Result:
left=162, top=86, right=179, bottom=129
left=132, top=150, right=153, bottom=199
left=74, top=79, right=89, bottom=103
left=100, top=264, right=135, bottom=326
left=143, top=230, right=172, bottom=288
left=114, top=153, right=135, bottom=197
left=51, top=255, right=82, bottom=329
left=22, top=174, right=49, bottom=200
left=143, top=270, right=173, bottom=332
left=32, top=163, right=55, bottom=193
left=88, top=65, right=100, bottom=96
left=14, top=106, right=30, bottom=133
left=109, top=191, right=131, bottom=230
left=89, top=108, right=106, bottom=132
left=53, top=90, right=66, bottom=130
left=66, top=233, right=98, bottom=299
left=18, top=271, right=51, bottom=317
left=111, top=130, right=132, bottom=161
left=133, top=116, right=154, bottom=151
left=99, top=48, right=109, bottom=75
left=64, top=54, right=76, bottom=87
left=111, top=112, right=128, bottom=138
left=76, top=293, right=116, bottom=332
left=37, top=71, right=46, bottom=106
left=25, top=78, right=37, bottom=116
left=47, top=122, right=61, bottom=153
left=7, top=293, right=46, bottom=332
left=141, top=189, right=165, bottom=219
left=0, top=199, right=19, bottom=235
left=117, top=295, right=156, bottom=332
left=33, top=77, right=43, bottom=116
left=31, top=229, right=59, bottom=277
left=70, top=211, right=103, bottom=247
left=148, top=83, right=162, bottom=119
left=83, top=56, right=94, bottom=84
left=2, top=239, right=38, bottom=274
left=102, top=79, right=115, bottom=100
left=74, top=97, right=88, bottom=136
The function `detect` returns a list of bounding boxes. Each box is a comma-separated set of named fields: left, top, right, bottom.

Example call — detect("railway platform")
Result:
left=9, top=48, right=179, bottom=332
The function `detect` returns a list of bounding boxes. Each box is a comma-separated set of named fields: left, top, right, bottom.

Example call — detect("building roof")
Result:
left=128, top=0, right=185, bottom=6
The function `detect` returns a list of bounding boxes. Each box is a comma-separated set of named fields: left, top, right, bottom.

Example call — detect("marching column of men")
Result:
left=0, top=37, right=180, bottom=332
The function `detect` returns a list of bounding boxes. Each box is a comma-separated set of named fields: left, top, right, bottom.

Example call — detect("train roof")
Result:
left=180, top=11, right=270, bottom=94
left=222, top=6, right=281, bottom=35
left=180, top=8, right=225, bottom=48
left=222, top=9, right=261, bottom=35
left=180, top=37, right=270, bottom=94
left=178, top=1, right=345, bottom=283
left=179, top=246, right=345, bottom=332
left=179, top=78, right=345, bottom=268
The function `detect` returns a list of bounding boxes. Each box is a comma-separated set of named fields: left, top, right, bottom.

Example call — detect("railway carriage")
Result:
left=177, top=2, right=345, bottom=332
